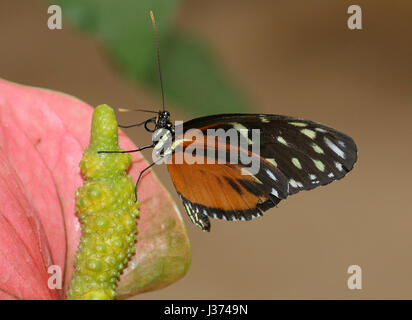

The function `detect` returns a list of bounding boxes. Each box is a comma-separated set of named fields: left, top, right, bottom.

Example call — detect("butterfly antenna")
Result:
left=118, top=107, right=158, bottom=114
left=150, top=10, right=165, bottom=112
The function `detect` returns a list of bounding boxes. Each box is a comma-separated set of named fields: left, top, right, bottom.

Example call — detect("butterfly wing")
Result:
left=168, top=141, right=289, bottom=231
left=167, top=113, right=357, bottom=231
left=182, top=113, right=357, bottom=193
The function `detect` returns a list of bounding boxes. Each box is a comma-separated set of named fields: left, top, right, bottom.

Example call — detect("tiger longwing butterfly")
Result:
left=99, top=11, right=358, bottom=232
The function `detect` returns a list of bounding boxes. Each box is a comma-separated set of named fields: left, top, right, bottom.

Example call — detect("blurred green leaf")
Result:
left=53, top=0, right=251, bottom=114
left=148, top=33, right=250, bottom=114
left=54, top=0, right=178, bottom=80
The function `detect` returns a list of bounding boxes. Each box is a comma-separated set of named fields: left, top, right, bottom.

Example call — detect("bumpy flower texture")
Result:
left=67, top=105, right=140, bottom=299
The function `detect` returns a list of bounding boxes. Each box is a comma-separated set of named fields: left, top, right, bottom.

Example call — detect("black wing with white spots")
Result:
left=183, top=113, right=357, bottom=197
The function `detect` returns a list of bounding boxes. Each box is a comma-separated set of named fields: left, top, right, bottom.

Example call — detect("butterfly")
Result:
left=101, top=110, right=357, bottom=232
left=99, top=12, right=358, bottom=232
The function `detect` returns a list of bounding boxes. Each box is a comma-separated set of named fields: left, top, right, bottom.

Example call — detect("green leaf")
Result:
left=54, top=0, right=178, bottom=80
left=52, top=0, right=251, bottom=114
left=147, top=33, right=250, bottom=114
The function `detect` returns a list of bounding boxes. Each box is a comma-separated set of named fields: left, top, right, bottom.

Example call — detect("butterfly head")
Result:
left=156, top=110, right=174, bottom=133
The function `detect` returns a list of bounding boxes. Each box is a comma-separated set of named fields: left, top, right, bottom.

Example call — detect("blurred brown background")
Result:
left=1, top=0, right=411, bottom=299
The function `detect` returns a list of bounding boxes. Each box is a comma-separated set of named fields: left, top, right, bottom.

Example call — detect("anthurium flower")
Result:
left=0, top=79, right=191, bottom=300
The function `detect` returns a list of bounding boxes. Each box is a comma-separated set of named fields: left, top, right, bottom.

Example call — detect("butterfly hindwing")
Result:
left=167, top=139, right=289, bottom=231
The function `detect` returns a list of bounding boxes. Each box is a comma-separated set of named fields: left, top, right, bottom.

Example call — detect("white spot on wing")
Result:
left=230, top=122, right=247, bottom=131
left=291, top=157, right=302, bottom=169
left=260, top=115, right=270, bottom=123
left=289, top=122, right=307, bottom=127
left=230, top=122, right=253, bottom=144
left=312, top=143, right=324, bottom=154
left=313, top=159, right=325, bottom=172
left=289, top=179, right=298, bottom=188
left=243, top=169, right=263, bottom=184
left=266, top=158, right=278, bottom=167
left=271, top=188, right=279, bottom=198
left=184, top=203, right=192, bottom=216
left=266, top=169, right=277, bottom=181
left=324, top=137, right=345, bottom=159
left=335, top=161, right=343, bottom=172
left=277, top=136, right=288, bottom=145
left=309, top=174, right=317, bottom=180
left=328, top=172, right=335, bottom=178
left=301, top=129, right=316, bottom=139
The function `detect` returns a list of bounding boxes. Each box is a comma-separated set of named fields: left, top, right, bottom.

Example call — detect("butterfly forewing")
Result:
left=183, top=114, right=357, bottom=194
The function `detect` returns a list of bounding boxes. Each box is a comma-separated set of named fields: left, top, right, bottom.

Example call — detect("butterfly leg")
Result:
left=133, top=161, right=158, bottom=202
left=98, top=144, right=160, bottom=201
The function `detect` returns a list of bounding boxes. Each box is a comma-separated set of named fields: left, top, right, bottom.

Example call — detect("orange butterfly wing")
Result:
left=167, top=138, right=289, bottom=231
